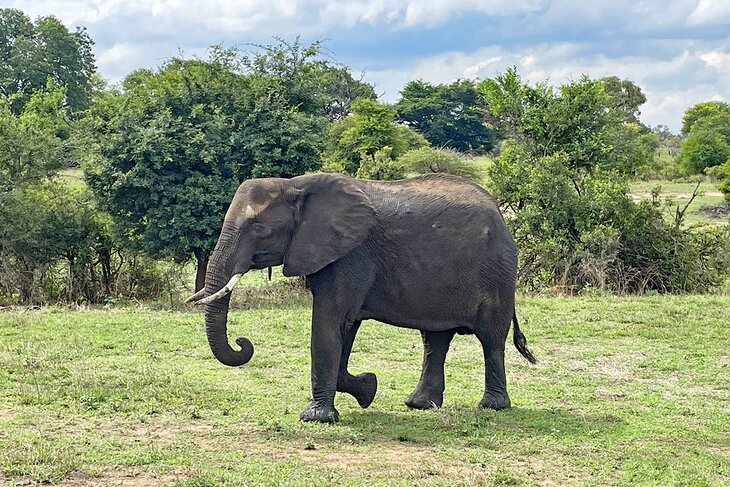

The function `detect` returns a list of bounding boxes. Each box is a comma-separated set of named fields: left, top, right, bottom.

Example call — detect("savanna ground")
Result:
left=1, top=273, right=728, bottom=487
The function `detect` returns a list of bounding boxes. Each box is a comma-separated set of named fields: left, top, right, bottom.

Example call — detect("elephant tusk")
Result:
left=184, top=288, right=207, bottom=303
left=195, top=274, right=243, bottom=305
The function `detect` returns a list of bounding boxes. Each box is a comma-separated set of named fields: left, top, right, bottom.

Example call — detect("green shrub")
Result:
left=481, top=70, right=730, bottom=294
left=712, top=159, right=730, bottom=201
left=355, top=146, right=406, bottom=181
left=397, top=146, right=481, bottom=181
left=679, top=129, right=730, bottom=174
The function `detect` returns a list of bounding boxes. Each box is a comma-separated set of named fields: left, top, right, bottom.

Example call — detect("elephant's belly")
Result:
left=359, top=277, right=482, bottom=331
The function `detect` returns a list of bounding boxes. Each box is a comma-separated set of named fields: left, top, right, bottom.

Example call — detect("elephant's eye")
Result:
left=251, top=223, right=271, bottom=237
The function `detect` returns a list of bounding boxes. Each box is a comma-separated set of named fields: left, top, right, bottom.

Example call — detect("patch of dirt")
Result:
left=631, top=190, right=724, bottom=200
left=699, top=202, right=730, bottom=219
left=676, top=191, right=723, bottom=198
left=491, top=446, right=600, bottom=487
left=0, top=408, right=18, bottom=420
left=66, top=415, right=217, bottom=447
left=51, top=469, right=188, bottom=486
left=566, top=351, right=645, bottom=382
left=251, top=438, right=493, bottom=481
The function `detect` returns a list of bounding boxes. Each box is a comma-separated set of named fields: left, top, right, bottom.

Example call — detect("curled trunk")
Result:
left=203, top=259, right=253, bottom=366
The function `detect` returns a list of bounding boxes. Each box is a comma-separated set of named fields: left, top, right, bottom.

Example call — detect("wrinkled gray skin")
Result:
left=201, top=173, right=536, bottom=423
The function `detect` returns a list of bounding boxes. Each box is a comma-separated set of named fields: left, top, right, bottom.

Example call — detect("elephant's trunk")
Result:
left=203, top=256, right=254, bottom=367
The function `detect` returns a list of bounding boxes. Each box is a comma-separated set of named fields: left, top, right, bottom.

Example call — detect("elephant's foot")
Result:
left=338, top=372, right=378, bottom=408
left=405, top=388, right=443, bottom=410
left=300, top=402, right=340, bottom=423
left=478, top=393, right=511, bottom=411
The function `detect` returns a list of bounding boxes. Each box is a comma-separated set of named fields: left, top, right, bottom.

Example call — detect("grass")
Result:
left=629, top=180, right=727, bottom=225
left=1, top=291, right=728, bottom=486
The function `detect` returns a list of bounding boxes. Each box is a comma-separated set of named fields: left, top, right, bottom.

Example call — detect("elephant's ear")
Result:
left=283, top=173, right=376, bottom=277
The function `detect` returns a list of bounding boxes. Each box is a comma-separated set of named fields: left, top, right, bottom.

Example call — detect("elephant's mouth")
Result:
left=251, top=251, right=277, bottom=268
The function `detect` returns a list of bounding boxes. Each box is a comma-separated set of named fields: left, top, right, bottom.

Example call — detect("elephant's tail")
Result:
left=513, top=310, right=537, bottom=364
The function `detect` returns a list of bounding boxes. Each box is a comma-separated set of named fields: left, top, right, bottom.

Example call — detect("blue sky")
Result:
left=9, top=0, right=730, bottom=131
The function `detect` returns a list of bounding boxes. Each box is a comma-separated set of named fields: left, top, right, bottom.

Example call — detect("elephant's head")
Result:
left=188, top=173, right=376, bottom=367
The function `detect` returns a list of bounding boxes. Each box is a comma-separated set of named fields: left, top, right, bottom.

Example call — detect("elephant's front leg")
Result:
left=300, top=300, right=344, bottom=423
left=337, top=320, right=378, bottom=408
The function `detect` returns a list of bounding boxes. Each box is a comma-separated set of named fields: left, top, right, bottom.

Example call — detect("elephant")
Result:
left=186, top=172, right=536, bottom=423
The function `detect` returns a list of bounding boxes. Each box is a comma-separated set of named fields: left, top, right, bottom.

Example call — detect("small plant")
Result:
left=186, top=405, right=202, bottom=419
left=303, top=437, right=316, bottom=450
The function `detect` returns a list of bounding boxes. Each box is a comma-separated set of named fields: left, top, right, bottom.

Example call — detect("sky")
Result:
left=8, top=0, right=730, bottom=131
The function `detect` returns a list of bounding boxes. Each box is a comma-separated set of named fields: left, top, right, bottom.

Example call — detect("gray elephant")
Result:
left=187, top=173, right=536, bottom=423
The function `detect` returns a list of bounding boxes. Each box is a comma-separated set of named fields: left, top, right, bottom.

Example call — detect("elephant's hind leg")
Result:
left=405, top=329, right=456, bottom=410
left=337, top=320, right=378, bottom=408
left=475, top=300, right=513, bottom=410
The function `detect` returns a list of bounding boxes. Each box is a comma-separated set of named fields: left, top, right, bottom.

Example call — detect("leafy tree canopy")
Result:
left=325, top=98, right=428, bottom=175
left=679, top=129, right=730, bottom=174
left=210, top=38, right=375, bottom=122
left=479, top=68, right=657, bottom=176
left=476, top=69, right=710, bottom=293
left=679, top=106, right=730, bottom=174
left=681, top=101, right=730, bottom=136
left=0, top=8, right=95, bottom=114
left=600, top=76, right=647, bottom=123
left=395, top=79, right=496, bottom=154
left=0, top=82, right=69, bottom=190
left=84, top=45, right=331, bottom=289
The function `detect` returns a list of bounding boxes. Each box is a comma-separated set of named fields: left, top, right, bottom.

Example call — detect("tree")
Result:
left=679, top=130, right=730, bottom=174
left=396, top=79, right=496, bottom=154
left=355, top=146, right=406, bottom=181
left=653, top=124, right=682, bottom=157
left=220, top=38, right=376, bottom=122
left=600, top=76, right=646, bottom=123
left=0, top=8, right=95, bottom=114
left=0, top=83, right=69, bottom=191
left=681, top=101, right=730, bottom=136
left=481, top=69, right=657, bottom=176
left=316, top=65, right=376, bottom=122
left=85, top=54, right=326, bottom=291
left=678, top=107, right=730, bottom=174
left=326, top=98, right=428, bottom=175
left=0, top=180, right=110, bottom=303
left=476, top=69, right=720, bottom=293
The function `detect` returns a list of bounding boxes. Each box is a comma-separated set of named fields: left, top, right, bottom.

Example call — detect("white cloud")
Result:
left=9, top=0, right=565, bottom=32
left=6, top=0, right=122, bottom=24
left=688, top=0, right=730, bottom=25
left=701, top=50, right=730, bottom=73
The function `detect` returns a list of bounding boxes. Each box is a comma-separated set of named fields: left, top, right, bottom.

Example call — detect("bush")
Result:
left=397, top=147, right=481, bottom=181
left=679, top=129, right=730, bottom=174
left=325, top=98, right=428, bottom=176
left=480, top=69, right=730, bottom=294
left=0, top=179, right=188, bottom=305
left=355, top=147, right=406, bottom=181
left=711, top=160, right=730, bottom=201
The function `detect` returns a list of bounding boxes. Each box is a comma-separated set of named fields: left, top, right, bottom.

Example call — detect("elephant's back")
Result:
left=362, top=174, right=509, bottom=240
left=365, top=173, right=499, bottom=208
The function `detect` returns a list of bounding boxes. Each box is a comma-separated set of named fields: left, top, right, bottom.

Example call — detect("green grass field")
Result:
left=629, top=180, right=727, bottom=226
left=1, top=290, right=728, bottom=486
